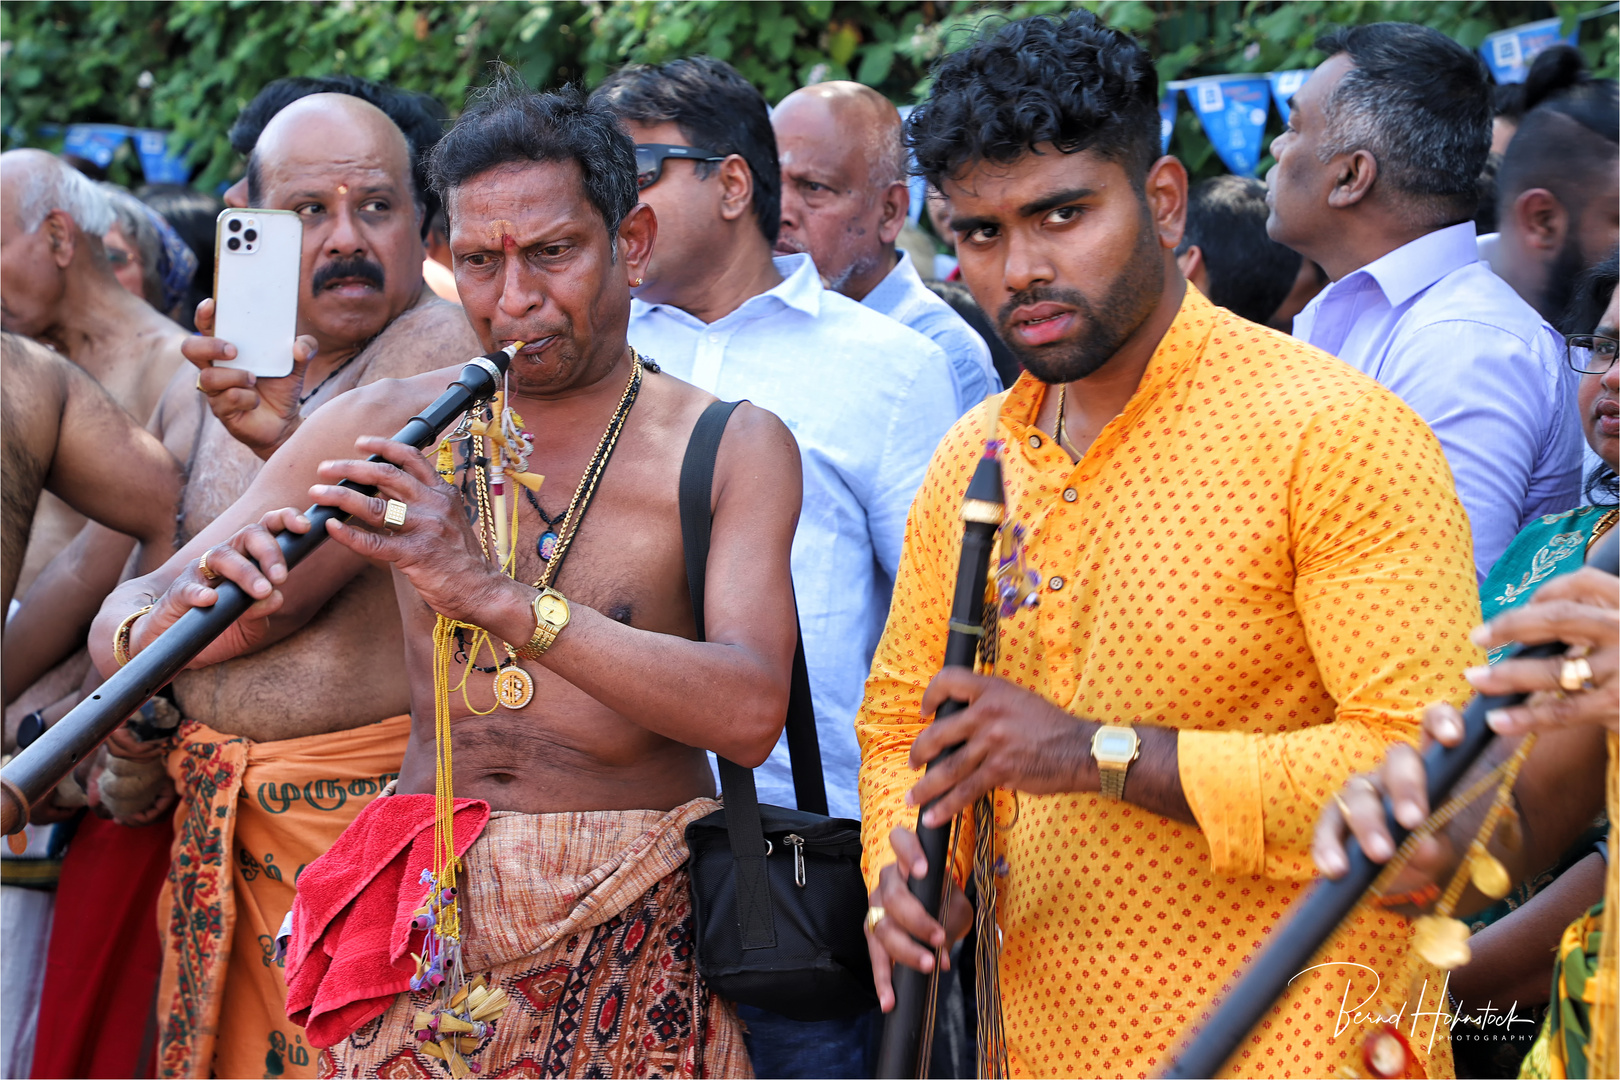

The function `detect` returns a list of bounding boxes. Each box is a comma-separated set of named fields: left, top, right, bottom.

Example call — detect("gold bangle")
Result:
left=113, top=604, right=155, bottom=668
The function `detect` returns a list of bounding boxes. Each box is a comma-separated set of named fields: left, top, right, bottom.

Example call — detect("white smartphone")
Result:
left=212, top=208, right=302, bottom=378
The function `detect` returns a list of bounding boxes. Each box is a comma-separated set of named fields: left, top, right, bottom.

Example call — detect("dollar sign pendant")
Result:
left=494, top=662, right=534, bottom=710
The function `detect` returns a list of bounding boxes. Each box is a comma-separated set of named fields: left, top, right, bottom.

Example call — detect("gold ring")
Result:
left=865, top=906, right=887, bottom=933
left=1349, top=775, right=1379, bottom=797
left=383, top=499, right=408, bottom=529
left=1559, top=656, right=1595, bottom=693
left=198, top=551, right=221, bottom=582
left=1332, top=791, right=1353, bottom=819
left=195, top=372, right=204, bottom=392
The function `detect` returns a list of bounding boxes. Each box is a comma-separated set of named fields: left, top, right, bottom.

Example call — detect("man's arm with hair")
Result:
left=88, top=376, right=420, bottom=677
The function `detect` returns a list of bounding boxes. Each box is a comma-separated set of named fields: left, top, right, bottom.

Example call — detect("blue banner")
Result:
left=1267, top=70, right=1310, bottom=124
left=135, top=129, right=190, bottom=184
left=62, top=124, right=130, bottom=169
left=1480, top=17, right=1579, bottom=84
left=1184, top=76, right=1272, bottom=176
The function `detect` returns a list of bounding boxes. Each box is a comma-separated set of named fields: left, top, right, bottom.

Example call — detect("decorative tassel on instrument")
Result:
left=1162, top=526, right=1620, bottom=1080
left=0, top=343, right=526, bottom=837
left=876, top=426, right=1006, bottom=1080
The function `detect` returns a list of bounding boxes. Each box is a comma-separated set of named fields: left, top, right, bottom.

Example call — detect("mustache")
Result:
left=311, top=255, right=386, bottom=295
left=996, top=286, right=1088, bottom=330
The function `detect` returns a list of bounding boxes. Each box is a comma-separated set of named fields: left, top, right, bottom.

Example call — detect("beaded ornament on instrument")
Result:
left=1332, top=736, right=1539, bottom=1080
left=411, top=375, right=538, bottom=1077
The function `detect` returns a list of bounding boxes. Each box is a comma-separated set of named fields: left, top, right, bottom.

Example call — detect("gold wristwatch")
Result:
left=515, top=587, right=571, bottom=659
left=1091, top=724, right=1141, bottom=800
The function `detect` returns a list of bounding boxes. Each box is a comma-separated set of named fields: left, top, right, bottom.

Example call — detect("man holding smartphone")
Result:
left=48, top=89, right=481, bottom=1080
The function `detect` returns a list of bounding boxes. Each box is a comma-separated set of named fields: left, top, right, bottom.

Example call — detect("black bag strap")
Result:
left=679, top=399, right=828, bottom=812
left=679, top=399, right=827, bottom=950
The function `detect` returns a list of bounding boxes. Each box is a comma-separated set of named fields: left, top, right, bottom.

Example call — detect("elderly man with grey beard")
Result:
left=773, top=80, right=1000, bottom=415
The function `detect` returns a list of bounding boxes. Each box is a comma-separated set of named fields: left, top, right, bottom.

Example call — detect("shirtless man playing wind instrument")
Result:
left=43, top=88, right=481, bottom=1080
left=93, top=76, right=800, bottom=1078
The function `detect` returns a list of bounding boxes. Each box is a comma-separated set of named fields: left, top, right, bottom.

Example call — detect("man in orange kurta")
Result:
left=858, top=12, right=1484, bottom=1079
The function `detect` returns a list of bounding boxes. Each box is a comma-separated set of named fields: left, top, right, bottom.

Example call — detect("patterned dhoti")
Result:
left=313, top=797, right=752, bottom=1079
left=157, top=716, right=410, bottom=1078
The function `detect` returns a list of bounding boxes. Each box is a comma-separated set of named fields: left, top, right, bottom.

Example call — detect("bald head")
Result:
left=1, top=149, right=118, bottom=337
left=776, top=81, right=906, bottom=187
left=237, top=91, right=428, bottom=355
left=772, top=82, right=910, bottom=300
left=248, top=93, right=415, bottom=211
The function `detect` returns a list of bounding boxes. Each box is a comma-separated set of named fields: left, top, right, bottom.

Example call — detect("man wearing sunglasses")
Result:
left=595, top=55, right=961, bottom=1079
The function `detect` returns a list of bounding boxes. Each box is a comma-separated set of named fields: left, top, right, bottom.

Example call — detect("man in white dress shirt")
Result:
left=594, top=54, right=960, bottom=1077
left=1266, top=22, right=1582, bottom=580
left=772, top=80, right=1000, bottom=413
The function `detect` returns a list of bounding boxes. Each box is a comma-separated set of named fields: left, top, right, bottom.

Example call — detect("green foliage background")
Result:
left=3, top=0, right=1617, bottom=190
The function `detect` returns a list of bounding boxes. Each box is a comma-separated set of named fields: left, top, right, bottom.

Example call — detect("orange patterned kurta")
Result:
left=857, top=287, right=1483, bottom=1079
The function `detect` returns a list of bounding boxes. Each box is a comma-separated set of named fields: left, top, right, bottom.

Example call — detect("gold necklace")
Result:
left=1054, top=383, right=1078, bottom=457
left=492, top=351, right=645, bottom=709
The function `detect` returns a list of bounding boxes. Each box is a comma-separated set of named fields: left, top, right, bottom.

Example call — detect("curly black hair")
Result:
left=906, top=11, right=1160, bottom=191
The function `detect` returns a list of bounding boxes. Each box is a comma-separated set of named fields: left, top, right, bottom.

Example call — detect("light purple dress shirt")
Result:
left=1293, top=222, right=1583, bottom=580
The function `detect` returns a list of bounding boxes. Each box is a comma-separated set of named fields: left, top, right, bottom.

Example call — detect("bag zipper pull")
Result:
left=784, top=833, right=806, bottom=887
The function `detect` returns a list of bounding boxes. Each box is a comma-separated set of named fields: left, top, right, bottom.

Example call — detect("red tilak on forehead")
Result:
left=486, top=219, right=517, bottom=250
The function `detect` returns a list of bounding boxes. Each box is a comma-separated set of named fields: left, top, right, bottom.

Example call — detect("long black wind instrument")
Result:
left=0, top=345, right=521, bottom=837
left=1164, top=527, right=1620, bottom=1079
left=876, top=445, right=1004, bottom=1080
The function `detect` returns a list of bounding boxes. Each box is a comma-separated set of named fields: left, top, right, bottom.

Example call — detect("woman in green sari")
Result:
left=1481, top=259, right=1618, bottom=632
left=1452, top=254, right=1618, bottom=1078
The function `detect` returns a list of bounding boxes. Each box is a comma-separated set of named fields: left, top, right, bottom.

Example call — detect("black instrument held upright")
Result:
left=877, top=439, right=1005, bottom=1079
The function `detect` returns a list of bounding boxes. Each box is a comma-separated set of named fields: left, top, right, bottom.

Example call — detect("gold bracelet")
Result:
left=113, top=604, right=155, bottom=668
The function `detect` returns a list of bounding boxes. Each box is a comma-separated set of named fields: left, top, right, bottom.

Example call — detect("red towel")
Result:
left=283, top=794, right=489, bottom=1048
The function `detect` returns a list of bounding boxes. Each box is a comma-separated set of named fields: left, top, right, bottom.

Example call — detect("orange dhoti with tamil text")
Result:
left=156, top=715, right=410, bottom=1078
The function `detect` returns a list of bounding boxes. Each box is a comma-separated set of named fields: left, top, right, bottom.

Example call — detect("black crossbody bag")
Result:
left=678, top=399, right=878, bottom=1022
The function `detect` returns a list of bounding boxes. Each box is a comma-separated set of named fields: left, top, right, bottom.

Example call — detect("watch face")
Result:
left=1094, top=728, right=1137, bottom=760
left=536, top=594, right=568, bottom=623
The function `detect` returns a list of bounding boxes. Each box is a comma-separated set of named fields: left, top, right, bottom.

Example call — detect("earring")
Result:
left=631, top=277, right=644, bottom=287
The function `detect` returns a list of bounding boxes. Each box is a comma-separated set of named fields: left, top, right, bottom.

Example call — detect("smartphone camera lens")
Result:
left=227, top=237, right=242, bottom=251
left=243, top=229, right=258, bottom=243
left=228, top=219, right=242, bottom=233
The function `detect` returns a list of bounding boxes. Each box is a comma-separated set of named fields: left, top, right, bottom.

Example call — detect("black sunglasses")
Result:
left=635, top=144, right=725, bottom=191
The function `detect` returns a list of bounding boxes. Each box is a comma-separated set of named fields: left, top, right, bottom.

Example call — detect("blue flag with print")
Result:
left=135, top=130, right=190, bottom=185
left=1481, top=17, right=1579, bottom=84
left=1185, top=76, right=1272, bottom=176
left=1267, top=70, right=1310, bottom=124
left=62, top=124, right=130, bottom=169
left=1159, top=89, right=1178, bottom=154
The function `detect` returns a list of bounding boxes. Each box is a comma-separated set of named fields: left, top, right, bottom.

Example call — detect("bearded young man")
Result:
left=857, top=13, right=1485, bottom=1078
left=93, top=78, right=800, bottom=1079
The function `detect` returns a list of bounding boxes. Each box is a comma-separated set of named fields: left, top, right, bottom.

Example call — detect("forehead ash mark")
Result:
left=486, top=219, right=517, bottom=249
